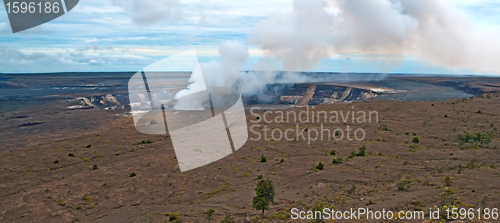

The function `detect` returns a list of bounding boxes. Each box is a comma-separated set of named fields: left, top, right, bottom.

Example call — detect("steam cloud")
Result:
left=173, top=41, right=314, bottom=110
left=173, top=41, right=250, bottom=110
left=251, top=0, right=500, bottom=73
left=174, top=0, right=500, bottom=110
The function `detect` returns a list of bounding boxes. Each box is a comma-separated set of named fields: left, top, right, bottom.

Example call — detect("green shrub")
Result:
left=136, top=139, right=152, bottom=145
left=412, top=136, right=420, bottom=143
left=396, top=178, right=412, bottom=191
left=378, top=124, right=389, bottom=131
left=53, top=159, right=59, bottom=164
left=332, top=157, right=343, bottom=165
left=259, top=155, right=267, bottom=162
left=457, top=131, right=494, bottom=145
left=270, top=211, right=288, bottom=221
left=220, top=213, right=234, bottom=223
left=309, top=201, right=328, bottom=223
left=86, top=143, right=92, bottom=148
left=348, top=144, right=367, bottom=158
left=164, top=213, right=180, bottom=222
left=315, top=162, right=324, bottom=170
left=476, top=109, right=482, bottom=114
left=129, top=172, right=136, bottom=177
left=149, top=120, right=157, bottom=125
left=67, top=153, right=74, bottom=157
left=358, top=144, right=367, bottom=156
left=330, top=150, right=336, bottom=155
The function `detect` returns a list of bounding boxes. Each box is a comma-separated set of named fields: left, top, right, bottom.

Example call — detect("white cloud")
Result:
left=249, top=0, right=500, bottom=74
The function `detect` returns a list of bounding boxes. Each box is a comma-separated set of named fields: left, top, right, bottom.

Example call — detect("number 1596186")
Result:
left=5, top=1, right=61, bottom=14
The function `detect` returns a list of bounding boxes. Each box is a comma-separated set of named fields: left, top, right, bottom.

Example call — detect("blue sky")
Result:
left=0, top=0, right=499, bottom=74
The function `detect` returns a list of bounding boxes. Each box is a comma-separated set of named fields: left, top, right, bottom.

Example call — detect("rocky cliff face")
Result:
left=243, top=83, right=381, bottom=106
left=67, top=93, right=130, bottom=110
left=68, top=83, right=383, bottom=111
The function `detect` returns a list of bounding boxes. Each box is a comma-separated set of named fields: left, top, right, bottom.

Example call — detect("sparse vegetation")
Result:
left=139, top=213, right=154, bottom=223
left=444, top=175, right=453, bottom=186
left=86, top=143, right=92, bottom=148
left=457, top=130, right=494, bottom=146
left=309, top=201, right=335, bottom=223
left=348, top=144, right=367, bottom=159
left=67, top=153, right=74, bottom=157
left=396, top=178, right=412, bottom=191
left=53, top=159, right=59, bottom=164
left=129, top=172, right=136, bottom=177
left=204, top=209, right=214, bottom=223
left=219, top=213, right=234, bottom=223
left=347, top=184, right=356, bottom=195
left=330, top=150, right=336, bottom=155
left=332, top=157, right=343, bottom=165
left=136, top=139, right=152, bottom=145
left=149, top=120, right=157, bottom=125
left=378, top=124, right=389, bottom=131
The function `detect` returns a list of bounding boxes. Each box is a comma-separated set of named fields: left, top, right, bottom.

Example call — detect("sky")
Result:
left=0, top=0, right=499, bottom=74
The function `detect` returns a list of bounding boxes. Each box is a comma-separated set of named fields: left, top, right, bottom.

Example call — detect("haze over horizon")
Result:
left=1, top=0, right=500, bottom=75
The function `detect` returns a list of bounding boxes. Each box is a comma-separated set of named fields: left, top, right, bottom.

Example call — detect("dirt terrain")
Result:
left=2, top=90, right=500, bottom=222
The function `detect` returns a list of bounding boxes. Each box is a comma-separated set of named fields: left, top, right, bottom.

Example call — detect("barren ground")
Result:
left=2, top=92, right=500, bottom=222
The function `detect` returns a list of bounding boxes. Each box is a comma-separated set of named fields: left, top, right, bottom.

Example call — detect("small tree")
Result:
left=260, top=155, right=267, bottom=162
left=220, top=213, right=233, bottom=223
left=205, top=209, right=214, bottom=223
left=412, top=136, right=420, bottom=143
left=252, top=178, right=276, bottom=216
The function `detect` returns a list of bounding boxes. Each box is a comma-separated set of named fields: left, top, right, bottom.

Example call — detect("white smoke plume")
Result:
left=251, top=0, right=500, bottom=74
left=173, top=41, right=313, bottom=110
left=173, top=41, right=251, bottom=110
